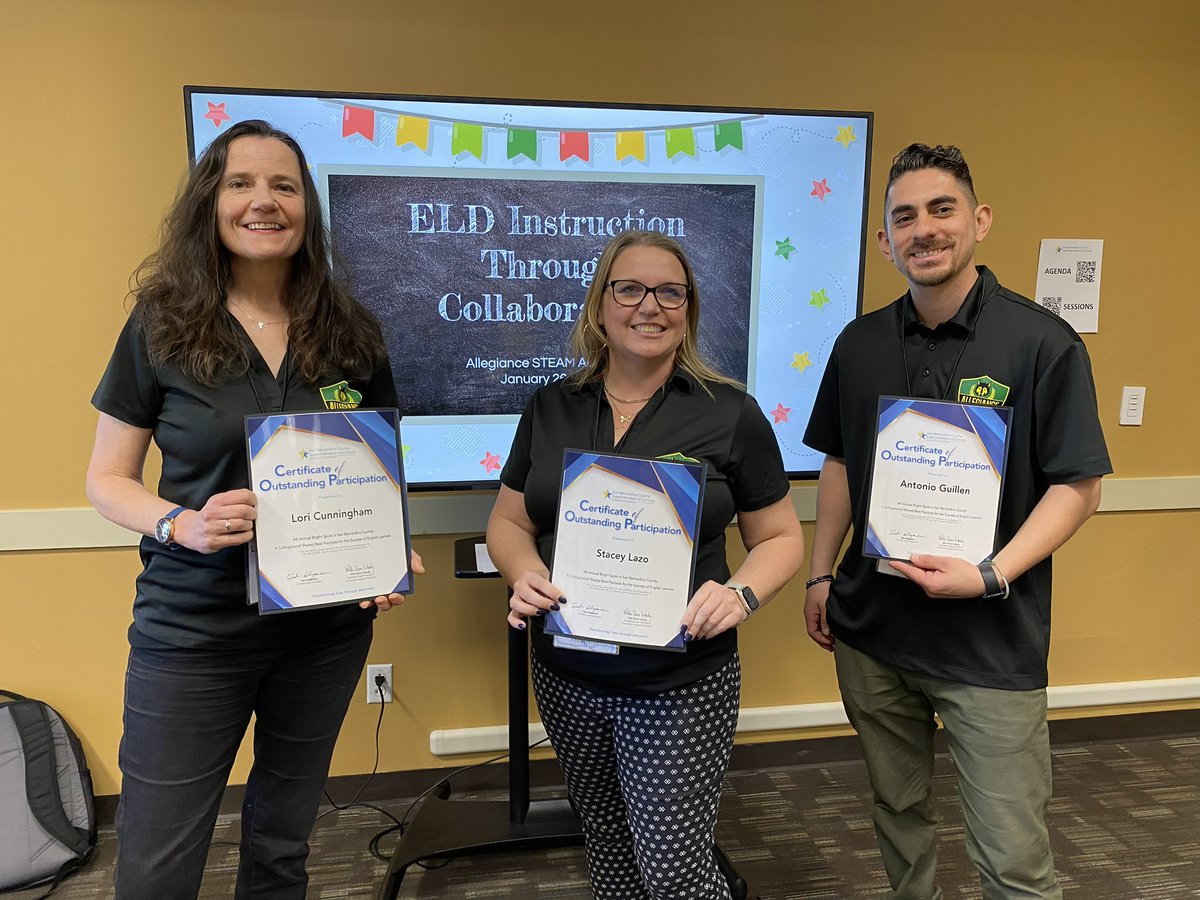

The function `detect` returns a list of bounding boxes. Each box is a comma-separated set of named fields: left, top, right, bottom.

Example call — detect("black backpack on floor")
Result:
left=0, top=691, right=96, bottom=896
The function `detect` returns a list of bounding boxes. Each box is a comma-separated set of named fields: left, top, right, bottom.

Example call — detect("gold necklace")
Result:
left=229, top=299, right=289, bottom=330
left=604, top=384, right=655, bottom=425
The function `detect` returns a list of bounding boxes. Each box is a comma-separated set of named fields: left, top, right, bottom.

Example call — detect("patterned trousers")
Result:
left=532, top=652, right=740, bottom=900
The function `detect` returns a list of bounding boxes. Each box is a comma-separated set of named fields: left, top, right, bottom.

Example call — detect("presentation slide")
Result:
left=187, top=89, right=872, bottom=488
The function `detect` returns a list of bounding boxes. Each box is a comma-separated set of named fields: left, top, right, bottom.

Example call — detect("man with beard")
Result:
left=802, top=144, right=1111, bottom=899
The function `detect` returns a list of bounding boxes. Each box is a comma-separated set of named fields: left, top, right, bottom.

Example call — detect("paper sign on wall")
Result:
left=1033, top=239, right=1103, bottom=333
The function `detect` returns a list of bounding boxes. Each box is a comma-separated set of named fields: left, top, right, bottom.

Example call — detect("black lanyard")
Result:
left=246, top=351, right=291, bottom=415
left=589, top=381, right=669, bottom=452
left=898, top=296, right=980, bottom=401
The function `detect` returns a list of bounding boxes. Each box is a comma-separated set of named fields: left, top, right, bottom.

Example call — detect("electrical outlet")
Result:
left=367, top=664, right=393, bottom=704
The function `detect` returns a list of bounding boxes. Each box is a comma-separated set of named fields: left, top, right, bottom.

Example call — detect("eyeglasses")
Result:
left=606, top=280, right=690, bottom=309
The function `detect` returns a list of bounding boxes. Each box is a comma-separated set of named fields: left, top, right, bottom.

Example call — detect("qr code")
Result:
left=1041, top=296, right=1062, bottom=314
left=1076, top=260, right=1097, bottom=283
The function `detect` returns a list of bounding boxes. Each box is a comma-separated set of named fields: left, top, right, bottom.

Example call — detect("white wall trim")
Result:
left=428, top=676, right=1200, bottom=757
left=2, top=476, right=1196, bottom=552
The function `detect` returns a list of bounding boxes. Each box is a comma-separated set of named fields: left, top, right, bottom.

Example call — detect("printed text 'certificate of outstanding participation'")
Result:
left=864, top=397, right=1011, bottom=564
left=547, top=450, right=705, bottom=652
left=245, top=409, right=412, bottom=614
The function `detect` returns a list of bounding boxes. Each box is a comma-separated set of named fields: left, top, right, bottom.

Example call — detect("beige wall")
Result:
left=2, top=0, right=1198, bottom=797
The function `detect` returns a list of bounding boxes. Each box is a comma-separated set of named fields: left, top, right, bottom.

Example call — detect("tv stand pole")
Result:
left=374, top=539, right=582, bottom=898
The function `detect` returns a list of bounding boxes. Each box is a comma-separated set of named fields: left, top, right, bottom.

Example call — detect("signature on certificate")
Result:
left=286, top=570, right=330, bottom=584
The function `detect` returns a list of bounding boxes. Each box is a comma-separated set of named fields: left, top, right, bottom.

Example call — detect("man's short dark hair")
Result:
left=884, top=143, right=977, bottom=213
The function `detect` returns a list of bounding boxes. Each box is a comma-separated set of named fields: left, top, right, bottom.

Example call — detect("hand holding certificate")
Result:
left=545, top=449, right=706, bottom=651
left=864, top=397, right=1011, bottom=565
left=245, top=408, right=412, bottom=614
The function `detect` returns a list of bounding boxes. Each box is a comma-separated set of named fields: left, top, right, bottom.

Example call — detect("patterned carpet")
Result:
left=17, top=732, right=1200, bottom=898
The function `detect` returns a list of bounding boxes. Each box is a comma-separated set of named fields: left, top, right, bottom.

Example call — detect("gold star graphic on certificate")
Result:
left=790, top=352, right=813, bottom=373
left=775, top=237, right=797, bottom=260
left=810, top=288, right=831, bottom=310
left=835, top=124, right=857, bottom=149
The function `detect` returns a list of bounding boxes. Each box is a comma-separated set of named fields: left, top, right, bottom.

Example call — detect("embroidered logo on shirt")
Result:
left=957, top=375, right=1010, bottom=407
left=656, top=451, right=702, bottom=464
left=319, top=380, right=362, bottom=410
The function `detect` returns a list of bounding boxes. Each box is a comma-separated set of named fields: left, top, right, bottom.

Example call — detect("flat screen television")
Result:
left=185, top=87, right=872, bottom=489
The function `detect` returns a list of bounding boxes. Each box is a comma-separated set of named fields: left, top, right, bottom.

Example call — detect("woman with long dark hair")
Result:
left=487, top=230, right=805, bottom=898
left=87, top=119, right=420, bottom=898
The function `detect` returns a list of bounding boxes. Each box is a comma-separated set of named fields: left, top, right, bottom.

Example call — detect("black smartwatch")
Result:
left=726, top=581, right=760, bottom=616
left=155, top=506, right=186, bottom=547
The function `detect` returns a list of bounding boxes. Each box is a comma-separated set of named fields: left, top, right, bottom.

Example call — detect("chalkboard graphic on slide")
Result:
left=327, top=169, right=760, bottom=417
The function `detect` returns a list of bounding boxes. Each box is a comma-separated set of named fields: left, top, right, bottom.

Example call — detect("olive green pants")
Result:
left=835, top=642, right=1061, bottom=900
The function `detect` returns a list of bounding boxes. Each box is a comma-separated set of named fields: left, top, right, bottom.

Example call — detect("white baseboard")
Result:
left=428, top=676, right=1200, bottom=757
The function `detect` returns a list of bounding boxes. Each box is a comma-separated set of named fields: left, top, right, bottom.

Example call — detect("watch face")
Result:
left=742, top=587, right=760, bottom=610
left=155, top=518, right=172, bottom=544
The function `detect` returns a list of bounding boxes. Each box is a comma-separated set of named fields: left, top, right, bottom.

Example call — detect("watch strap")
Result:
left=157, top=506, right=186, bottom=546
left=978, top=561, right=1005, bottom=599
left=726, top=581, right=759, bottom=615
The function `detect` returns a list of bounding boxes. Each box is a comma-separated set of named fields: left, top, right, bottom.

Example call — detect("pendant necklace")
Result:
left=604, top=384, right=656, bottom=424
left=229, top=299, right=289, bottom=331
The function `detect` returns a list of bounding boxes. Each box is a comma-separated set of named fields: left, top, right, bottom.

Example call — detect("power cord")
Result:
left=367, top=736, right=552, bottom=867
left=318, top=676, right=396, bottom=825
left=315, top=674, right=554, bottom=872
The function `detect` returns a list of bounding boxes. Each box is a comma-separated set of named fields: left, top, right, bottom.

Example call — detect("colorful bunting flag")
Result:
left=451, top=123, right=484, bottom=159
left=507, top=128, right=537, bottom=161
left=615, top=131, right=647, bottom=162
left=395, top=116, right=430, bottom=151
left=714, top=122, right=744, bottom=152
left=665, top=127, right=696, bottom=159
left=342, top=105, right=375, bottom=141
left=560, top=131, right=589, bottom=162
left=376, top=110, right=755, bottom=164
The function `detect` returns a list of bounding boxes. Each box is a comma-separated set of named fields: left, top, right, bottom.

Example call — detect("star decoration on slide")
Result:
left=811, top=178, right=832, bottom=201
left=809, top=288, right=831, bottom=310
left=204, top=102, right=231, bottom=128
left=770, top=403, right=791, bottom=424
left=774, top=237, right=797, bottom=260
left=480, top=451, right=502, bottom=474
left=835, top=125, right=857, bottom=149
left=401, top=444, right=412, bottom=459
left=790, top=352, right=813, bottom=373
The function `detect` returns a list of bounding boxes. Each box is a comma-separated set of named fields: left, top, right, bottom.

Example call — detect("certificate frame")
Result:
left=863, top=397, right=1012, bottom=564
left=245, top=408, right=412, bottom=614
left=545, top=449, right=706, bottom=652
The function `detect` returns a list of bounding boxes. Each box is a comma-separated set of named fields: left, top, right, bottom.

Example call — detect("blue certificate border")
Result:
left=863, top=396, right=1012, bottom=561
left=244, top=408, right=413, bottom=613
left=546, top=448, right=707, bottom=650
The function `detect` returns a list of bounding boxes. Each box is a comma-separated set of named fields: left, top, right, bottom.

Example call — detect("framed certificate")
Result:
left=245, top=408, right=412, bottom=614
left=863, top=397, right=1012, bottom=564
left=545, top=449, right=706, bottom=651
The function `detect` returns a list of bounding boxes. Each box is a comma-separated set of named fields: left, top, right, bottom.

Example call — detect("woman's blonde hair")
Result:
left=567, top=230, right=741, bottom=393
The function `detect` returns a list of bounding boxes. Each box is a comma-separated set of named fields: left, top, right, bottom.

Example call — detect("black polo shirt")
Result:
left=92, top=311, right=398, bottom=650
left=501, top=370, right=790, bottom=695
left=804, top=267, right=1111, bottom=690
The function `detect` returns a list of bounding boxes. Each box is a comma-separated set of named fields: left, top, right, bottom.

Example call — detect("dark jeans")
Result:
left=114, top=624, right=372, bottom=900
